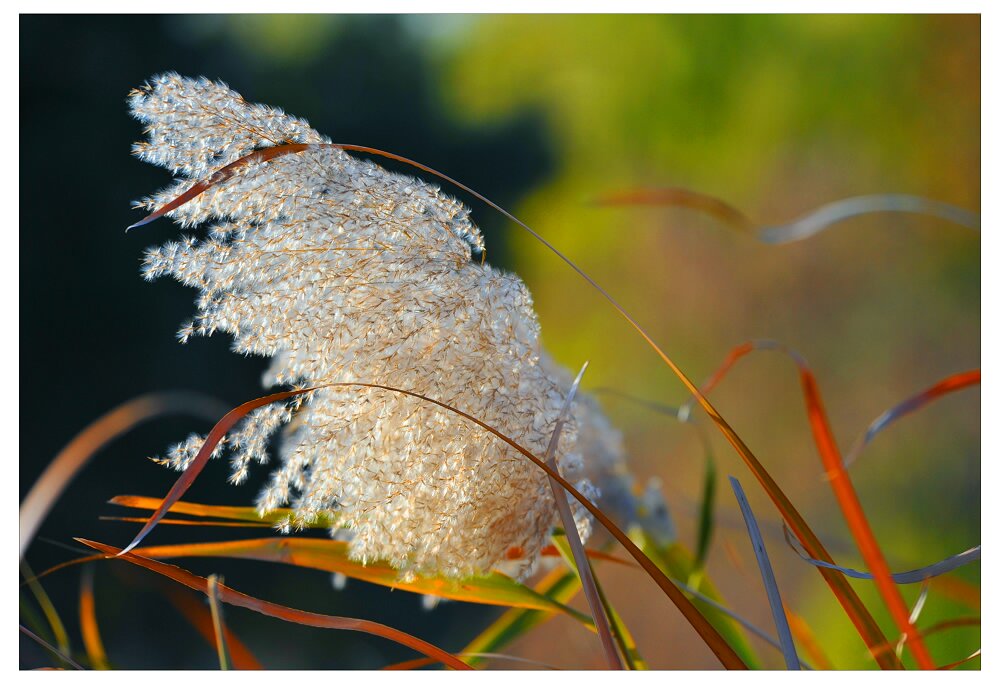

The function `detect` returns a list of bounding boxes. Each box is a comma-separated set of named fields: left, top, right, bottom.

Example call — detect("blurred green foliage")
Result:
left=430, top=14, right=980, bottom=669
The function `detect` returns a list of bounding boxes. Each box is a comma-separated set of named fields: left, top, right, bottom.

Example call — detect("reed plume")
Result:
left=132, top=73, right=634, bottom=579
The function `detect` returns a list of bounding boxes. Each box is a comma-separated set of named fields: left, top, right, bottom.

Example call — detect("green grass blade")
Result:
left=461, top=565, right=581, bottom=668
left=694, top=447, right=717, bottom=572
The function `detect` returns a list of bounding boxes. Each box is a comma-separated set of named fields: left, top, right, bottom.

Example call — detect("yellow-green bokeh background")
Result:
left=430, top=14, right=980, bottom=669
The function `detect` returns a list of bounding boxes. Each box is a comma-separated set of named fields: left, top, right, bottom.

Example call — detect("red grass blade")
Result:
left=796, top=360, right=936, bottom=668
left=126, top=144, right=313, bottom=231
left=117, top=388, right=312, bottom=555
left=119, top=381, right=748, bottom=669
left=845, top=369, right=980, bottom=467
left=76, top=538, right=472, bottom=670
left=930, top=575, right=981, bottom=610
left=695, top=339, right=936, bottom=666
left=595, top=188, right=754, bottom=232
left=19, top=392, right=226, bottom=558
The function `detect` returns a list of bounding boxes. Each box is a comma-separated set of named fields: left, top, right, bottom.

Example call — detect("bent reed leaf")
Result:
left=845, top=369, right=980, bottom=468
left=696, top=339, right=935, bottom=667
left=728, top=477, right=800, bottom=670
left=596, top=188, right=980, bottom=243
left=206, top=575, right=231, bottom=670
left=76, top=538, right=472, bottom=671
left=542, top=362, right=624, bottom=669
left=19, top=392, right=226, bottom=559
left=121, top=381, right=748, bottom=669
left=783, top=527, right=981, bottom=585
left=129, top=128, right=881, bottom=668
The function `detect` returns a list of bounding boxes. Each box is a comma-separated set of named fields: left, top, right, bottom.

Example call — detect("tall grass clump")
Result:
left=18, top=73, right=980, bottom=671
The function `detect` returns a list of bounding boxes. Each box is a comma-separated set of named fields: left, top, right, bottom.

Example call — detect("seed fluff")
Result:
left=132, top=73, right=635, bottom=580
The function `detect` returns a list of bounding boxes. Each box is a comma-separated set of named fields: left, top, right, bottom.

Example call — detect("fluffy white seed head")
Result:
left=133, top=73, right=631, bottom=579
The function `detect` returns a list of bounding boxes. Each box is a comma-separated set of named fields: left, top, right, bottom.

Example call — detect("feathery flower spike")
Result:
left=131, top=74, right=637, bottom=580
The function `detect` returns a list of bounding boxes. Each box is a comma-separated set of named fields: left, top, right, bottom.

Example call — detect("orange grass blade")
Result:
left=128, top=537, right=592, bottom=620
left=78, top=566, right=109, bottom=670
left=162, top=583, right=263, bottom=670
left=938, top=649, right=981, bottom=670
left=76, top=539, right=472, bottom=670
left=108, top=495, right=310, bottom=526
left=796, top=360, right=936, bottom=668
left=102, top=516, right=272, bottom=528
left=206, top=575, right=231, bottom=670
left=117, top=388, right=313, bottom=555
left=119, top=382, right=748, bottom=669
left=845, top=369, right=980, bottom=467
left=696, top=340, right=934, bottom=666
left=786, top=610, right=834, bottom=670
left=930, top=575, right=981, bottom=610
left=24, top=556, right=104, bottom=586
left=596, top=188, right=754, bottom=232
left=19, top=392, right=226, bottom=558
